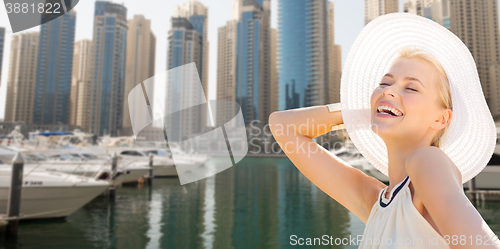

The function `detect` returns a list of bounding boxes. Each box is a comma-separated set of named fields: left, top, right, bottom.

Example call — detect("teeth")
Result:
left=377, top=105, right=403, bottom=116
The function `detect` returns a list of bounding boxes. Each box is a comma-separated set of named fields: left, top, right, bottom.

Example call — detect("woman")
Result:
left=269, top=13, right=499, bottom=248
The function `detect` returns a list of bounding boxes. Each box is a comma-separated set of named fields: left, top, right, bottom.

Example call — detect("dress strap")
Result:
left=379, top=175, right=410, bottom=208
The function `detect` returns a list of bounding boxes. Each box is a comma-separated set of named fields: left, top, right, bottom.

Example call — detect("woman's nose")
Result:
left=382, top=84, right=398, bottom=98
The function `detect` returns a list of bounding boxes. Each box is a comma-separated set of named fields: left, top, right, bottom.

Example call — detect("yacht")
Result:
left=0, top=165, right=110, bottom=219
left=0, top=149, right=111, bottom=219
left=331, top=144, right=390, bottom=183
left=101, top=137, right=207, bottom=177
left=465, top=145, right=500, bottom=190
left=106, top=147, right=178, bottom=177
left=2, top=147, right=148, bottom=184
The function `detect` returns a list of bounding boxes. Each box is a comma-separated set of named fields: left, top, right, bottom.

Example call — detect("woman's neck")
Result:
left=384, top=137, right=432, bottom=197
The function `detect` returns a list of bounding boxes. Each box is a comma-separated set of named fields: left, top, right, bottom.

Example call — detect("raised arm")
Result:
left=268, top=105, right=385, bottom=224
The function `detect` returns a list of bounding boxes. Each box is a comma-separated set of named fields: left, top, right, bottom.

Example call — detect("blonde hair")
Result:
left=393, top=48, right=453, bottom=148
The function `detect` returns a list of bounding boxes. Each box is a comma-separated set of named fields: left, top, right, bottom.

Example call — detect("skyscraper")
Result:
left=0, top=27, right=5, bottom=88
left=270, top=28, right=279, bottom=115
left=170, top=1, right=209, bottom=100
left=122, top=15, right=156, bottom=135
left=217, top=0, right=276, bottom=130
left=5, top=32, right=39, bottom=123
left=403, top=0, right=432, bottom=16
left=166, top=1, right=209, bottom=141
left=450, top=0, right=500, bottom=117
left=328, top=2, right=342, bottom=103
left=88, top=1, right=128, bottom=136
left=234, top=0, right=272, bottom=127
left=70, top=39, right=92, bottom=127
left=364, top=0, right=399, bottom=25
left=33, top=1, right=76, bottom=125
left=278, top=0, right=331, bottom=110
left=403, top=0, right=450, bottom=29
left=216, top=20, right=238, bottom=127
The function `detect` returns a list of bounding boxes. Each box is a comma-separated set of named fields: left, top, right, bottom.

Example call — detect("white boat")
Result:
left=2, top=147, right=148, bottom=185
left=464, top=145, right=500, bottom=190
left=101, top=136, right=212, bottom=176
left=106, top=147, right=177, bottom=177
left=330, top=143, right=390, bottom=182
left=168, top=147, right=210, bottom=165
left=124, top=147, right=211, bottom=177
left=0, top=166, right=110, bottom=219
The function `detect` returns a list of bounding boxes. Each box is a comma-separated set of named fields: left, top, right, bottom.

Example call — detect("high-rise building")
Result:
left=270, top=28, right=279, bottom=115
left=70, top=40, right=92, bottom=127
left=234, top=0, right=272, bottom=127
left=450, top=0, right=500, bottom=117
left=0, top=27, right=5, bottom=88
left=122, top=15, right=156, bottom=135
left=216, top=20, right=238, bottom=127
left=278, top=0, right=331, bottom=110
left=403, top=0, right=450, bottom=29
left=172, top=1, right=209, bottom=100
left=403, top=0, right=433, bottom=16
left=88, top=1, right=128, bottom=136
left=364, top=0, right=399, bottom=25
left=5, top=32, right=39, bottom=123
left=217, top=0, right=275, bottom=130
left=166, top=1, right=209, bottom=142
left=33, top=1, right=76, bottom=125
left=328, top=2, right=342, bottom=103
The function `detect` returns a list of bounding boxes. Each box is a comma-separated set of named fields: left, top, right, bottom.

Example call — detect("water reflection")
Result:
left=474, top=200, right=500, bottom=235
left=3, top=157, right=500, bottom=249
left=146, top=192, right=163, bottom=249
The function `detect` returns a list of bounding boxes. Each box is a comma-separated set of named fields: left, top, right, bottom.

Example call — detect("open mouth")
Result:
left=377, top=105, right=403, bottom=117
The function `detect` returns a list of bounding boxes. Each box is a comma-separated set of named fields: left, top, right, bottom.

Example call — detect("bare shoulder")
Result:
left=404, top=147, right=495, bottom=241
left=405, top=146, right=462, bottom=189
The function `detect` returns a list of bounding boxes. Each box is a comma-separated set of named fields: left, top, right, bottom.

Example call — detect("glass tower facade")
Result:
left=166, top=16, right=205, bottom=141
left=189, top=15, right=206, bottom=83
left=236, top=10, right=261, bottom=124
left=278, top=0, right=331, bottom=111
left=235, top=0, right=271, bottom=126
left=278, top=0, right=309, bottom=110
left=33, top=2, right=76, bottom=125
left=89, top=1, right=128, bottom=136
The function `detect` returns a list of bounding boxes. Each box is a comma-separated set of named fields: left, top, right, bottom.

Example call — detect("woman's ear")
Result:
left=431, top=108, right=452, bottom=130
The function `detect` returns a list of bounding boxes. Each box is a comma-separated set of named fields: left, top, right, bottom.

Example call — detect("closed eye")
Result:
left=379, top=83, right=418, bottom=92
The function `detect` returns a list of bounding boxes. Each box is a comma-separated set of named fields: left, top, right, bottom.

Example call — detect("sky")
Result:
left=0, top=0, right=463, bottom=120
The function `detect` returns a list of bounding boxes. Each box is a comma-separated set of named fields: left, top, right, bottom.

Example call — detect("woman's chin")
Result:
left=370, top=122, right=396, bottom=137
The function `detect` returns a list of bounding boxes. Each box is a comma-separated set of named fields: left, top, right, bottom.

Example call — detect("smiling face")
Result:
left=370, top=57, right=451, bottom=145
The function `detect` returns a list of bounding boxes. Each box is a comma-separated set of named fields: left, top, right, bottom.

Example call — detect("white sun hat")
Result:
left=340, top=13, right=497, bottom=184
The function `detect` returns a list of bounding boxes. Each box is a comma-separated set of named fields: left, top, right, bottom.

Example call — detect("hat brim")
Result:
left=340, top=13, right=496, bottom=184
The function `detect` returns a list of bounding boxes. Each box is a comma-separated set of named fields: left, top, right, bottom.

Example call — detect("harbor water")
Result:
left=2, top=157, right=500, bottom=249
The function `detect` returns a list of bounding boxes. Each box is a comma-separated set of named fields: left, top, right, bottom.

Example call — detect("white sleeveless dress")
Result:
left=358, top=176, right=451, bottom=248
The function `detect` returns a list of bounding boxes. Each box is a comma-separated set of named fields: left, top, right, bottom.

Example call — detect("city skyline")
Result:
left=0, top=0, right=367, bottom=121
left=1, top=0, right=500, bottom=123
